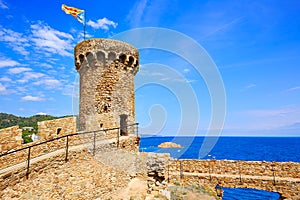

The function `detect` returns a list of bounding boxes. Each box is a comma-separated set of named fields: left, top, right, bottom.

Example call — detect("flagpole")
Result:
left=83, top=10, right=86, bottom=40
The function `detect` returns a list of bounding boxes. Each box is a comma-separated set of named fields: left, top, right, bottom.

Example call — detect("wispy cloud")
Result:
left=286, top=86, right=300, bottom=92
left=245, top=84, right=256, bottom=89
left=33, top=78, right=61, bottom=89
left=39, top=63, right=53, bottom=69
left=126, top=0, right=171, bottom=28
left=36, top=112, right=47, bottom=115
left=183, top=68, right=190, bottom=73
left=8, top=67, right=32, bottom=74
left=241, top=83, right=256, bottom=91
left=231, top=106, right=300, bottom=131
left=0, top=0, right=8, bottom=9
left=30, top=22, right=74, bottom=57
left=17, top=71, right=45, bottom=83
left=62, top=84, right=76, bottom=96
left=0, top=58, right=20, bottom=68
left=220, top=56, right=297, bottom=69
left=0, top=22, right=74, bottom=57
left=244, top=108, right=292, bottom=117
left=139, top=67, right=196, bottom=84
left=127, top=0, right=148, bottom=27
left=201, top=16, right=244, bottom=39
left=0, top=83, right=7, bottom=94
left=21, top=95, right=44, bottom=101
left=0, top=77, right=12, bottom=82
left=87, top=17, right=118, bottom=30
left=0, top=27, right=30, bottom=55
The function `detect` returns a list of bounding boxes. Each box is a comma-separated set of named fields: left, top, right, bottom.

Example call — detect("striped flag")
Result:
left=62, top=4, right=85, bottom=24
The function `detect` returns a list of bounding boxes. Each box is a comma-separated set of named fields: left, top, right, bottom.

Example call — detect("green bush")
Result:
left=23, top=135, right=33, bottom=143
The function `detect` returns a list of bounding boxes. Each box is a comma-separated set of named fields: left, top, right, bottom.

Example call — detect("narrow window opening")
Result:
left=119, top=54, right=126, bottom=63
left=79, top=54, right=85, bottom=63
left=128, top=56, right=134, bottom=66
left=56, top=128, right=62, bottom=135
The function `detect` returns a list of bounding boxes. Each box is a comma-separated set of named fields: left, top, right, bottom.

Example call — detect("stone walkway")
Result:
left=1, top=151, right=133, bottom=200
left=0, top=136, right=131, bottom=176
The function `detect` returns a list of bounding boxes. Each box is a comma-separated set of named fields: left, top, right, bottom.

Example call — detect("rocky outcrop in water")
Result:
left=158, top=142, right=183, bottom=148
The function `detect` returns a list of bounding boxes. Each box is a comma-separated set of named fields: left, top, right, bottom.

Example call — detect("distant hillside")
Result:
left=0, top=113, right=70, bottom=129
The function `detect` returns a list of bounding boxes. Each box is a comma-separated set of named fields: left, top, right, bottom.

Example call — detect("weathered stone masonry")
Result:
left=74, top=38, right=139, bottom=134
left=0, top=126, right=22, bottom=152
left=167, top=159, right=300, bottom=199
left=38, top=117, right=76, bottom=140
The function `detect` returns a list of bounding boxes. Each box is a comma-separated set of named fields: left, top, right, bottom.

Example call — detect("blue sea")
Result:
left=139, top=136, right=300, bottom=200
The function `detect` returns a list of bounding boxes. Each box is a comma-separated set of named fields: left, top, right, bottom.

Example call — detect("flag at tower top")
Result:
left=62, top=4, right=85, bottom=24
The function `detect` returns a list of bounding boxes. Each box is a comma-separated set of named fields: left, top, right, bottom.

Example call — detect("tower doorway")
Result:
left=120, top=114, right=128, bottom=136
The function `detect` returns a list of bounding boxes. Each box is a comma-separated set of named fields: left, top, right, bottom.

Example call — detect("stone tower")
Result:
left=74, top=39, right=139, bottom=135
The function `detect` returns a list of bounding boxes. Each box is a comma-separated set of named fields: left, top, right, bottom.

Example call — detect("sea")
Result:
left=139, top=136, right=300, bottom=200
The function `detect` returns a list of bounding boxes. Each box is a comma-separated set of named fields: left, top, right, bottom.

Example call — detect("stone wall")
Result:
left=0, top=133, right=82, bottom=170
left=74, top=38, right=139, bottom=132
left=0, top=129, right=138, bottom=170
left=0, top=114, right=138, bottom=170
left=0, top=126, right=22, bottom=153
left=146, top=153, right=170, bottom=194
left=167, top=159, right=300, bottom=199
left=38, top=117, right=76, bottom=140
left=0, top=135, right=140, bottom=194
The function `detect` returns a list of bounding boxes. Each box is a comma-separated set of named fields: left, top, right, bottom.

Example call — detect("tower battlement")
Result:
left=74, top=39, right=139, bottom=133
left=75, top=38, right=139, bottom=73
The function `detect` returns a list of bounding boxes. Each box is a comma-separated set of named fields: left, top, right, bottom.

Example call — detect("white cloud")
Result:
left=245, top=83, right=256, bottom=89
left=127, top=0, right=149, bottom=27
left=0, top=58, right=20, bottom=68
left=0, top=0, right=8, bottom=9
left=183, top=68, right=190, bottom=73
left=18, top=71, right=45, bottom=83
left=36, top=112, right=47, bottom=115
left=0, top=77, right=12, bottom=82
left=30, top=23, right=74, bottom=57
left=8, top=67, right=32, bottom=74
left=33, top=78, right=61, bottom=88
left=0, top=27, right=30, bottom=55
left=21, top=95, right=44, bottom=101
left=0, top=83, right=7, bottom=94
left=62, top=84, right=75, bottom=96
left=245, top=108, right=292, bottom=117
left=39, top=63, right=53, bottom=68
left=231, top=106, right=300, bottom=131
left=87, top=17, right=118, bottom=30
left=201, top=16, right=245, bottom=39
left=0, top=22, right=74, bottom=58
left=286, top=86, right=300, bottom=92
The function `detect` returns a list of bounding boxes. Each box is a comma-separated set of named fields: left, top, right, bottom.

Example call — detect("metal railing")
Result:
left=0, top=123, right=139, bottom=177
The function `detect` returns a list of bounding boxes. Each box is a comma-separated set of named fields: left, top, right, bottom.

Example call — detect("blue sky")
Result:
left=0, top=0, right=299, bottom=136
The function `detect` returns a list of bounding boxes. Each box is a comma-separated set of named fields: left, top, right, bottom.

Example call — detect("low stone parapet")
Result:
left=167, top=159, right=300, bottom=199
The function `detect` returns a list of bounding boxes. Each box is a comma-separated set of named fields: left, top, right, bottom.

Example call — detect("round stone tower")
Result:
left=74, top=39, right=139, bottom=135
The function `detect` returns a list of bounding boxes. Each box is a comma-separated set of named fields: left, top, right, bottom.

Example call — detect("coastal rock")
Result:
left=158, top=142, right=183, bottom=148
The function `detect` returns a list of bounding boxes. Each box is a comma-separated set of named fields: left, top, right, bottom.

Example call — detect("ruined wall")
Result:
left=38, top=117, right=76, bottom=140
left=74, top=38, right=139, bottom=133
left=0, top=126, right=22, bottom=153
left=167, top=159, right=300, bottom=199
